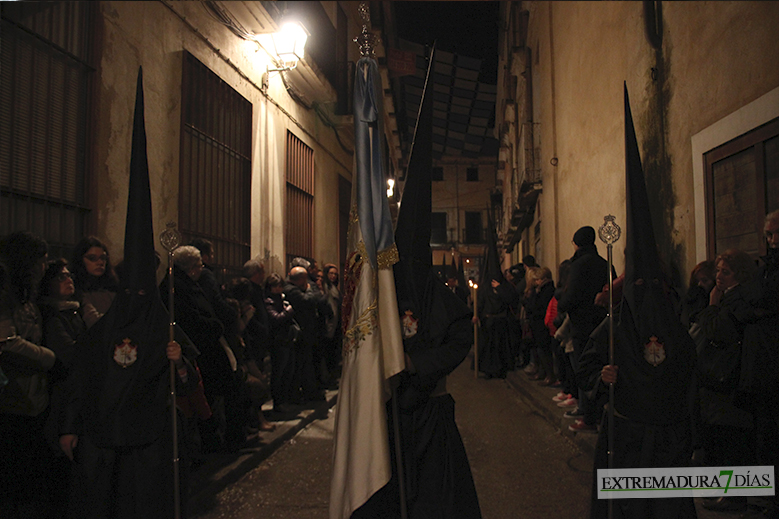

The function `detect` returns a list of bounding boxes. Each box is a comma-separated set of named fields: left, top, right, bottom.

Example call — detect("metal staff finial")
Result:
left=160, top=221, right=182, bottom=253
left=159, top=221, right=182, bottom=519
left=598, top=214, right=621, bottom=519
left=355, top=2, right=377, bottom=57
left=598, top=214, right=622, bottom=245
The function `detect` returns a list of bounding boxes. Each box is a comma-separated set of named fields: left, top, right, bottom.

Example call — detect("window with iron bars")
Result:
left=285, top=131, right=315, bottom=268
left=1, top=2, right=95, bottom=259
left=179, top=51, right=252, bottom=281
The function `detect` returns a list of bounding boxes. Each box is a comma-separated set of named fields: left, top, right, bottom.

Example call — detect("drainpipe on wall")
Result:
left=643, top=0, right=663, bottom=50
left=524, top=46, right=535, bottom=185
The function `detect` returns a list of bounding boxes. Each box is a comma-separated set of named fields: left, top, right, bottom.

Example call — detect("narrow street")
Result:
left=190, top=354, right=593, bottom=519
left=187, top=351, right=752, bottom=519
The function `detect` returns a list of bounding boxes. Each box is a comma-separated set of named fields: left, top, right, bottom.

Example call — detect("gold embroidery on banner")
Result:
left=376, top=243, right=399, bottom=270
left=349, top=202, right=359, bottom=224
left=343, top=299, right=378, bottom=355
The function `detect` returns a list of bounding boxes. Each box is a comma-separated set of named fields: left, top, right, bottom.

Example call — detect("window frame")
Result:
left=0, top=2, right=96, bottom=259
left=179, top=51, right=252, bottom=279
left=285, top=131, right=315, bottom=267
left=703, top=117, right=778, bottom=259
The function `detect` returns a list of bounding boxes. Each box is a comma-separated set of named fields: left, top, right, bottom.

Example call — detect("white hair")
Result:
left=173, top=245, right=201, bottom=271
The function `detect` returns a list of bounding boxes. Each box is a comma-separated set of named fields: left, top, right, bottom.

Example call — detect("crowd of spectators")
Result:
left=0, top=229, right=342, bottom=518
left=2, top=209, right=776, bottom=517
left=470, top=214, right=778, bottom=517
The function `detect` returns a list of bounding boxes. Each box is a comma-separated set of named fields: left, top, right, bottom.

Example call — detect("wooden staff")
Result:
left=160, top=222, right=182, bottom=519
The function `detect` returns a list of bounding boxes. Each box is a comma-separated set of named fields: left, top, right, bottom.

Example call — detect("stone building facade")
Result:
left=497, top=1, right=779, bottom=287
left=1, top=1, right=405, bottom=280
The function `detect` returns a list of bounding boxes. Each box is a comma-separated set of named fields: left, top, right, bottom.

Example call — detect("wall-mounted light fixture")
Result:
left=270, top=22, right=308, bottom=70
left=386, top=178, right=395, bottom=198
left=260, top=20, right=309, bottom=92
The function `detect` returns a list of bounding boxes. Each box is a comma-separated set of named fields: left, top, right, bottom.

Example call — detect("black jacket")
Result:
left=264, top=293, right=295, bottom=343
left=284, top=281, right=325, bottom=344
left=526, top=280, right=555, bottom=348
left=160, top=267, right=231, bottom=392
left=557, top=244, right=609, bottom=345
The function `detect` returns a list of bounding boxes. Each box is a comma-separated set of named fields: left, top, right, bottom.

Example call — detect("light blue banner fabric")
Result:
left=353, top=57, right=395, bottom=268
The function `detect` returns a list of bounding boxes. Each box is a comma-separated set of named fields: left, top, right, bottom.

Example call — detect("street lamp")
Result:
left=271, top=22, right=308, bottom=70
left=260, top=20, right=308, bottom=91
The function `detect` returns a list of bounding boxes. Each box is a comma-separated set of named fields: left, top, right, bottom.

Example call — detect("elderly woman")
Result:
left=696, top=249, right=759, bottom=513
left=159, top=245, right=246, bottom=449
left=71, top=236, right=119, bottom=328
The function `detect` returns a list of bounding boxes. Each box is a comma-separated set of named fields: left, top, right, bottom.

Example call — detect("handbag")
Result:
left=696, top=335, right=741, bottom=394
left=286, top=319, right=302, bottom=346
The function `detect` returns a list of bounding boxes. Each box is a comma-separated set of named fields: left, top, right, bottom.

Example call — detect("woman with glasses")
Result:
left=37, top=258, right=86, bottom=516
left=71, top=236, right=119, bottom=328
left=38, top=259, right=86, bottom=372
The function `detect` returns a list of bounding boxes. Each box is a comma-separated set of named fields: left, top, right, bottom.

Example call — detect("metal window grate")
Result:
left=285, top=131, right=314, bottom=265
left=0, top=2, right=94, bottom=259
left=180, top=51, right=251, bottom=279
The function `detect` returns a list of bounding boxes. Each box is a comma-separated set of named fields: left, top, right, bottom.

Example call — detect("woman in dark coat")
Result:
left=71, top=236, right=119, bottom=329
left=681, top=260, right=715, bottom=328
left=37, top=258, right=87, bottom=517
left=321, top=263, right=342, bottom=384
left=264, top=273, right=297, bottom=414
left=0, top=231, right=65, bottom=517
left=159, top=246, right=245, bottom=448
left=39, top=259, right=86, bottom=369
left=695, top=249, right=770, bottom=513
left=526, top=266, right=556, bottom=385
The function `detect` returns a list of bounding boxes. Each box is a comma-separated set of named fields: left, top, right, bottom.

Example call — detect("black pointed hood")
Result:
left=623, top=83, right=661, bottom=300
left=76, top=68, right=176, bottom=447
left=613, top=84, right=696, bottom=424
left=394, top=44, right=436, bottom=320
left=483, top=211, right=504, bottom=281
left=121, top=67, right=159, bottom=296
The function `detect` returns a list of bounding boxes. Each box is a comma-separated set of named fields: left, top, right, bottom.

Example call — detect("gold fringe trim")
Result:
left=376, top=243, right=399, bottom=270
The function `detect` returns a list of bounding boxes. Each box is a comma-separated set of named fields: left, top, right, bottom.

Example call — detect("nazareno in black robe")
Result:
left=352, top=270, right=482, bottom=519
left=577, top=283, right=698, bottom=519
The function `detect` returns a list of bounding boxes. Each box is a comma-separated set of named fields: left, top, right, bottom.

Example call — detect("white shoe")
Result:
left=556, top=397, right=578, bottom=408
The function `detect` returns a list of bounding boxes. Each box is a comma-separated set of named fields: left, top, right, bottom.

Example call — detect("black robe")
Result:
left=477, top=281, right=517, bottom=378
left=62, top=291, right=198, bottom=518
left=578, top=296, right=697, bottom=519
left=352, top=273, right=481, bottom=519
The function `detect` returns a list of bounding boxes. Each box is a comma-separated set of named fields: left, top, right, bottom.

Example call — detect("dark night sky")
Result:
left=393, top=1, right=500, bottom=84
